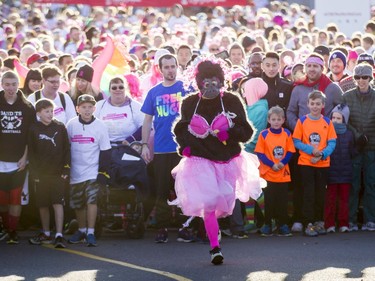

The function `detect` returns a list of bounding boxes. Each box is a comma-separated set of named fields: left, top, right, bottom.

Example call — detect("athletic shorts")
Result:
left=0, top=169, right=26, bottom=205
left=34, top=176, right=65, bottom=208
left=70, top=180, right=100, bottom=209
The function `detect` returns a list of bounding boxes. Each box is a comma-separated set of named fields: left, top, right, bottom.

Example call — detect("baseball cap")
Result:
left=27, top=53, right=48, bottom=67
left=357, top=53, right=374, bottom=67
left=313, top=45, right=330, bottom=57
left=77, top=94, right=96, bottom=106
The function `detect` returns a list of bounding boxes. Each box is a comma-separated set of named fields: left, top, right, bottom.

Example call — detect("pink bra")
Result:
left=188, top=97, right=233, bottom=139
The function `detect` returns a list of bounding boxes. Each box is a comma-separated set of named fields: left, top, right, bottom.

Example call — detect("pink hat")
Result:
left=242, top=78, right=268, bottom=106
left=347, top=50, right=358, bottom=61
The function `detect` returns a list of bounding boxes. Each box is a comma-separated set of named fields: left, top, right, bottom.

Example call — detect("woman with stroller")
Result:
left=94, top=76, right=145, bottom=232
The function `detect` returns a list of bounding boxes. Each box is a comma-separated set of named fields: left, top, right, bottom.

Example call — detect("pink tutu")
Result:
left=171, top=152, right=266, bottom=218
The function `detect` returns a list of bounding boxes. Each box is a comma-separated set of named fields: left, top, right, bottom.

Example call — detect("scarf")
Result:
left=333, top=123, right=347, bottom=134
left=295, top=73, right=332, bottom=93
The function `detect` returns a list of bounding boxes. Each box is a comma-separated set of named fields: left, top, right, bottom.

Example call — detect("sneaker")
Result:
left=29, top=233, right=53, bottom=245
left=64, top=219, right=79, bottom=235
left=7, top=231, right=19, bottom=244
left=260, top=225, right=273, bottom=237
left=68, top=231, right=86, bottom=244
left=232, top=231, right=248, bottom=239
left=0, top=230, right=9, bottom=241
left=220, top=228, right=232, bottom=237
left=86, top=234, right=97, bottom=247
left=155, top=228, right=168, bottom=243
left=209, top=247, right=224, bottom=265
left=291, top=222, right=303, bottom=233
left=348, top=222, right=358, bottom=232
left=177, top=228, right=194, bottom=243
left=54, top=236, right=66, bottom=248
left=313, top=221, right=326, bottom=235
left=327, top=226, right=336, bottom=233
left=363, top=222, right=375, bottom=231
left=244, top=223, right=258, bottom=234
left=304, top=223, right=318, bottom=237
left=277, top=224, right=292, bottom=237
left=339, top=226, right=349, bottom=233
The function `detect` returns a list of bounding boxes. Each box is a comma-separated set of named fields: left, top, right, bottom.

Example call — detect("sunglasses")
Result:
left=111, top=85, right=124, bottom=91
left=210, top=48, right=219, bottom=52
left=354, top=75, right=371, bottom=80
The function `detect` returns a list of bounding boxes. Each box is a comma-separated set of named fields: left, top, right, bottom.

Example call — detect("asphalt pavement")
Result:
left=1, top=229, right=375, bottom=281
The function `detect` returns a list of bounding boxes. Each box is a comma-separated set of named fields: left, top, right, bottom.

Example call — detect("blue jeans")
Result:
left=350, top=151, right=375, bottom=224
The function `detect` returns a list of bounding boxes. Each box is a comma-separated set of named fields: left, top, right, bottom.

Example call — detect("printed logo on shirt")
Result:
left=54, top=107, right=64, bottom=115
left=309, top=132, right=321, bottom=146
left=273, top=146, right=284, bottom=159
left=71, top=134, right=95, bottom=144
left=155, top=92, right=183, bottom=117
left=102, top=113, right=127, bottom=120
left=0, top=111, right=22, bottom=133
left=39, top=132, right=58, bottom=147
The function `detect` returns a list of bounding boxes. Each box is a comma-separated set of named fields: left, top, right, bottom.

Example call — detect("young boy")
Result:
left=255, top=106, right=295, bottom=237
left=28, top=99, right=70, bottom=248
left=325, top=104, right=354, bottom=233
left=67, top=94, right=111, bottom=247
left=293, top=90, right=337, bottom=237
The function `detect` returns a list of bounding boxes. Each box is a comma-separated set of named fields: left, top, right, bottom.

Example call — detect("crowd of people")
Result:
left=1, top=0, right=375, bottom=265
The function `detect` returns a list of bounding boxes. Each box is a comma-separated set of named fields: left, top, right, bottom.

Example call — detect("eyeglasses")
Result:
left=209, top=48, right=219, bottom=52
left=354, top=75, right=371, bottom=80
left=46, top=79, right=60, bottom=85
left=111, top=85, right=125, bottom=91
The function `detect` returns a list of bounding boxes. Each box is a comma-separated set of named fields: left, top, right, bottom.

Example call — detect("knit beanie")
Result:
left=347, top=50, right=358, bottom=62
left=242, top=78, right=268, bottom=106
left=331, top=103, right=350, bottom=124
left=329, top=50, right=347, bottom=68
left=76, top=64, right=94, bottom=82
left=354, top=63, right=373, bottom=78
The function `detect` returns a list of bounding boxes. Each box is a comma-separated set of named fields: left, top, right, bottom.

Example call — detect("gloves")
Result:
left=96, top=172, right=109, bottom=185
left=182, top=146, right=191, bottom=157
left=357, top=134, right=369, bottom=150
left=217, top=130, right=229, bottom=144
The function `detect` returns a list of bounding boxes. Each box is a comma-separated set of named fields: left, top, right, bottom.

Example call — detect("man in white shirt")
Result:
left=28, top=65, right=76, bottom=125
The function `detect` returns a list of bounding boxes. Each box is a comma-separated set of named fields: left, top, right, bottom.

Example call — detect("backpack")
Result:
left=35, top=91, right=66, bottom=110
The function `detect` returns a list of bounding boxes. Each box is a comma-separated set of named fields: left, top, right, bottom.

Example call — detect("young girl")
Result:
left=324, top=104, right=355, bottom=233
left=172, top=58, right=265, bottom=265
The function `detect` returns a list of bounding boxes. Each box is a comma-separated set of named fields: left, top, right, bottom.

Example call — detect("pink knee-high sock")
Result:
left=204, top=212, right=220, bottom=249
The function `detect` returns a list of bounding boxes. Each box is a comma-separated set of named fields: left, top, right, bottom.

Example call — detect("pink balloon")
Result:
left=92, top=35, right=115, bottom=89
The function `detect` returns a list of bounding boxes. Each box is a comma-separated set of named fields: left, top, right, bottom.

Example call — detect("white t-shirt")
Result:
left=67, top=116, right=111, bottom=184
left=94, top=99, right=144, bottom=142
left=27, top=92, right=77, bottom=125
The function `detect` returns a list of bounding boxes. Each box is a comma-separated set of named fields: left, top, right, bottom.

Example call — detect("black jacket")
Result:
left=173, top=92, right=253, bottom=162
left=28, top=119, right=70, bottom=178
left=262, top=73, right=293, bottom=114
left=328, top=129, right=355, bottom=184
left=0, top=90, right=36, bottom=162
